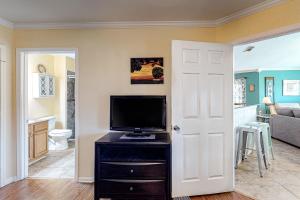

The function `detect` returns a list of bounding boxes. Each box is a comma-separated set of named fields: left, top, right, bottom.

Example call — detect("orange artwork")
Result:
left=131, top=58, right=164, bottom=84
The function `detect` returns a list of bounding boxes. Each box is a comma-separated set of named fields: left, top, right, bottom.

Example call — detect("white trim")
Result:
left=235, top=67, right=300, bottom=73
left=16, top=48, right=79, bottom=182
left=16, top=50, right=28, bottom=180
left=78, top=177, right=94, bottom=183
left=0, top=45, right=7, bottom=187
left=4, top=176, right=17, bottom=186
left=14, top=20, right=217, bottom=29
left=216, top=0, right=284, bottom=25
left=0, top=17, right=14, bottom=29
left=11, top=0, right=284, bottom=29
left=234, top=68, right=260, bottom=73
left=259, top=67, right=300, bottom=71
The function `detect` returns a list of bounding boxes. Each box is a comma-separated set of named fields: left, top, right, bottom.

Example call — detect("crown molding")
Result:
left=216, top=0, right=285, bottom=25
left=235, top=67, right=300, bottom=73
left=0, top=17, right=14, bottom=29
left=235, top=68, right=260, bottom=73
left=3, top=0, right=285, bottom=29
left=14, top=20, right=217, bottom=29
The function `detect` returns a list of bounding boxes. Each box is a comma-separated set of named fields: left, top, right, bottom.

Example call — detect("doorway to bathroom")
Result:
left=16, top=49, right=78, bottom=180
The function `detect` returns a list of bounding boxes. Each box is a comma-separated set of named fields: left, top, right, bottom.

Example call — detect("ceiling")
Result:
left=0, top=0, right=270, bottom=24
left=234, top=31, right=300, bottom=71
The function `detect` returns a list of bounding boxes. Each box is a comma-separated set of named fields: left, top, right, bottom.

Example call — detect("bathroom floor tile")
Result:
left=29, top=141, right=75, bottom=179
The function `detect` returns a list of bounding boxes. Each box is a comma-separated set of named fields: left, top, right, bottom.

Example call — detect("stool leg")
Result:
left=260, top=131, right=268, bottom=170
left=268, top=126, right=275, bottom=160
left=254, top=130, right=263, bottom=177
left=235, top=128, right=242, bottom=169
left=241, top=131, right=248, bottom=161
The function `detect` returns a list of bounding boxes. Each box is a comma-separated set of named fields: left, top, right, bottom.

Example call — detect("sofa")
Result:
left=270, top=103, right=300, bottom=148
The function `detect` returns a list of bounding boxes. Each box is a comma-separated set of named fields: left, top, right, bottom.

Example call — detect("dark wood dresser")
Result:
left=94, top=132, right=171, bottom=200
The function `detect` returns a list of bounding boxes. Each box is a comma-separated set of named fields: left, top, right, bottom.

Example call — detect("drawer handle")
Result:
left=129, top=186, right=134, bottom=191
left=130, top=169, right=134, bottom=173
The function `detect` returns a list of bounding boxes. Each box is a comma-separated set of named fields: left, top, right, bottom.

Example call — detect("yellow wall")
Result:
left=53, top=55, right=67, bottom=129
left=66, top=57, right=75, bottom=72
left=15, top=27, right=216, bottom=178
left=27, top=54, right=73, bottom=129
left=1, top=0, right=300, bottom=182
left=28, top=54, right=55, bottom=119
left=216, top=0, right=300, bottom=42
left=0, top=25, right=15, bottom=183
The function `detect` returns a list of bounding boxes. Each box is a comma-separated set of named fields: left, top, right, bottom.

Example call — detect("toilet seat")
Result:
left=49, top=129, right=72, bottom=137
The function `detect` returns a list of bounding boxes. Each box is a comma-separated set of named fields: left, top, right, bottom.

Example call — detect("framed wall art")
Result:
left=265, top=77, right=274, bottom=102
left=249, top=84, right=255, bottom=92
left=130, top=57, right=164, bottom=84
left=283, top=80, right=300, bottom=96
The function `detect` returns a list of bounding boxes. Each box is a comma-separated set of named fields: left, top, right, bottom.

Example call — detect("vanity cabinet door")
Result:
left=34, top=130, right=48, bottom=158
left=28, top=125, right=34, bottom=161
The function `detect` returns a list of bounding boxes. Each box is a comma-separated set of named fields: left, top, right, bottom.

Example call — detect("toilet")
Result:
left=48, top=117, right=72, bottom=150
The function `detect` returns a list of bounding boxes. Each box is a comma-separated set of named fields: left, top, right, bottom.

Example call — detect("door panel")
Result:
left=172, top=40, right=233, bottom=197
left=182, top=73, right=200, bottom=119
left=208, top=74, right=224, bottom=118
left=208, top=133, right=224, bottom=178
left=183, top=135, right=200, bottom=180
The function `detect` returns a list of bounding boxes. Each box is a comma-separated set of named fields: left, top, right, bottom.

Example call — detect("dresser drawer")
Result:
left=100, top=162, right=166, bottom=179
left=99, top=179, right=165, bottom=195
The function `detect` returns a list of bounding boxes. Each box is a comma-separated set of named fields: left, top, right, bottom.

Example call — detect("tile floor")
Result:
left=236, top=139, right=300, bottom=200
left=29, top=141, right=75, bottom=179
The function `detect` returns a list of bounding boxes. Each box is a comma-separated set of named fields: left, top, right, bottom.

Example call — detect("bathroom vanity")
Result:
left=28, top=120, right=49, bottom=162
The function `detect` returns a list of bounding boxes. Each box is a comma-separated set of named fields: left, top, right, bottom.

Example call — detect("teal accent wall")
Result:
left=259, top=70, right=300, bottom=104
left=235, top=72, right=260, bottom=106
left=235, top=70, right=300, bottom=106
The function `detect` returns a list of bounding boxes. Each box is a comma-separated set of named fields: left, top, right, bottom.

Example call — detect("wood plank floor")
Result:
left=190, top=192, right=253, bottom=200
left=0, top=179, right=253, bottom=200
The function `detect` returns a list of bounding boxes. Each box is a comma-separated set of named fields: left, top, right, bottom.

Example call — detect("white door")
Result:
left=172, top=40, right=234, bottom=197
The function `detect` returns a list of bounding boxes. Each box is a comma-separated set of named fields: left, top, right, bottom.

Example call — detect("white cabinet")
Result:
left=33, top=73, right=55, bottom=98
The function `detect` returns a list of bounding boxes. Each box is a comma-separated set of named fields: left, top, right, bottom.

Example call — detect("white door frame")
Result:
left=0, top=45, right=7, bottom=187
left=16, top=48, right=79, bottom=181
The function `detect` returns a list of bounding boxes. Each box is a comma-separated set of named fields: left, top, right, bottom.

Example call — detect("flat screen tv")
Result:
left=110, top=95, right=166, bottom=132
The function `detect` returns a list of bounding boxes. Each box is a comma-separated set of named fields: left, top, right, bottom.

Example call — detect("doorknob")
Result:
left=173, top=125, right=180, bottom=131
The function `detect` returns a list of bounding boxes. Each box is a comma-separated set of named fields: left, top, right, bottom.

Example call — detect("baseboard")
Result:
left=78, top=177, right=94, bottom=183
left=3, top=176, right=17, bottom=186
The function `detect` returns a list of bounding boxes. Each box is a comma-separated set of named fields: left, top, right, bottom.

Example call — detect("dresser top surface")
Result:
left=95, top=132, right=171, bottom=145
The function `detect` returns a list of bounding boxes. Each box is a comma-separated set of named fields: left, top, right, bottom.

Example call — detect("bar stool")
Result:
left=247, top=122, right=275, bottom=162
left=235, top=125, right=268, bottom=177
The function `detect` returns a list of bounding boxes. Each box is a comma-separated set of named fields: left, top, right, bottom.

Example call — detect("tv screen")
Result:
left=110, top=95, right=166, bottom=132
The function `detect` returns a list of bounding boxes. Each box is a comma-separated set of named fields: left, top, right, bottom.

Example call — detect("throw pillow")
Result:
left=275, top=106, right=294, bottom=117
left=293, top=109, right=300, bottom=118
